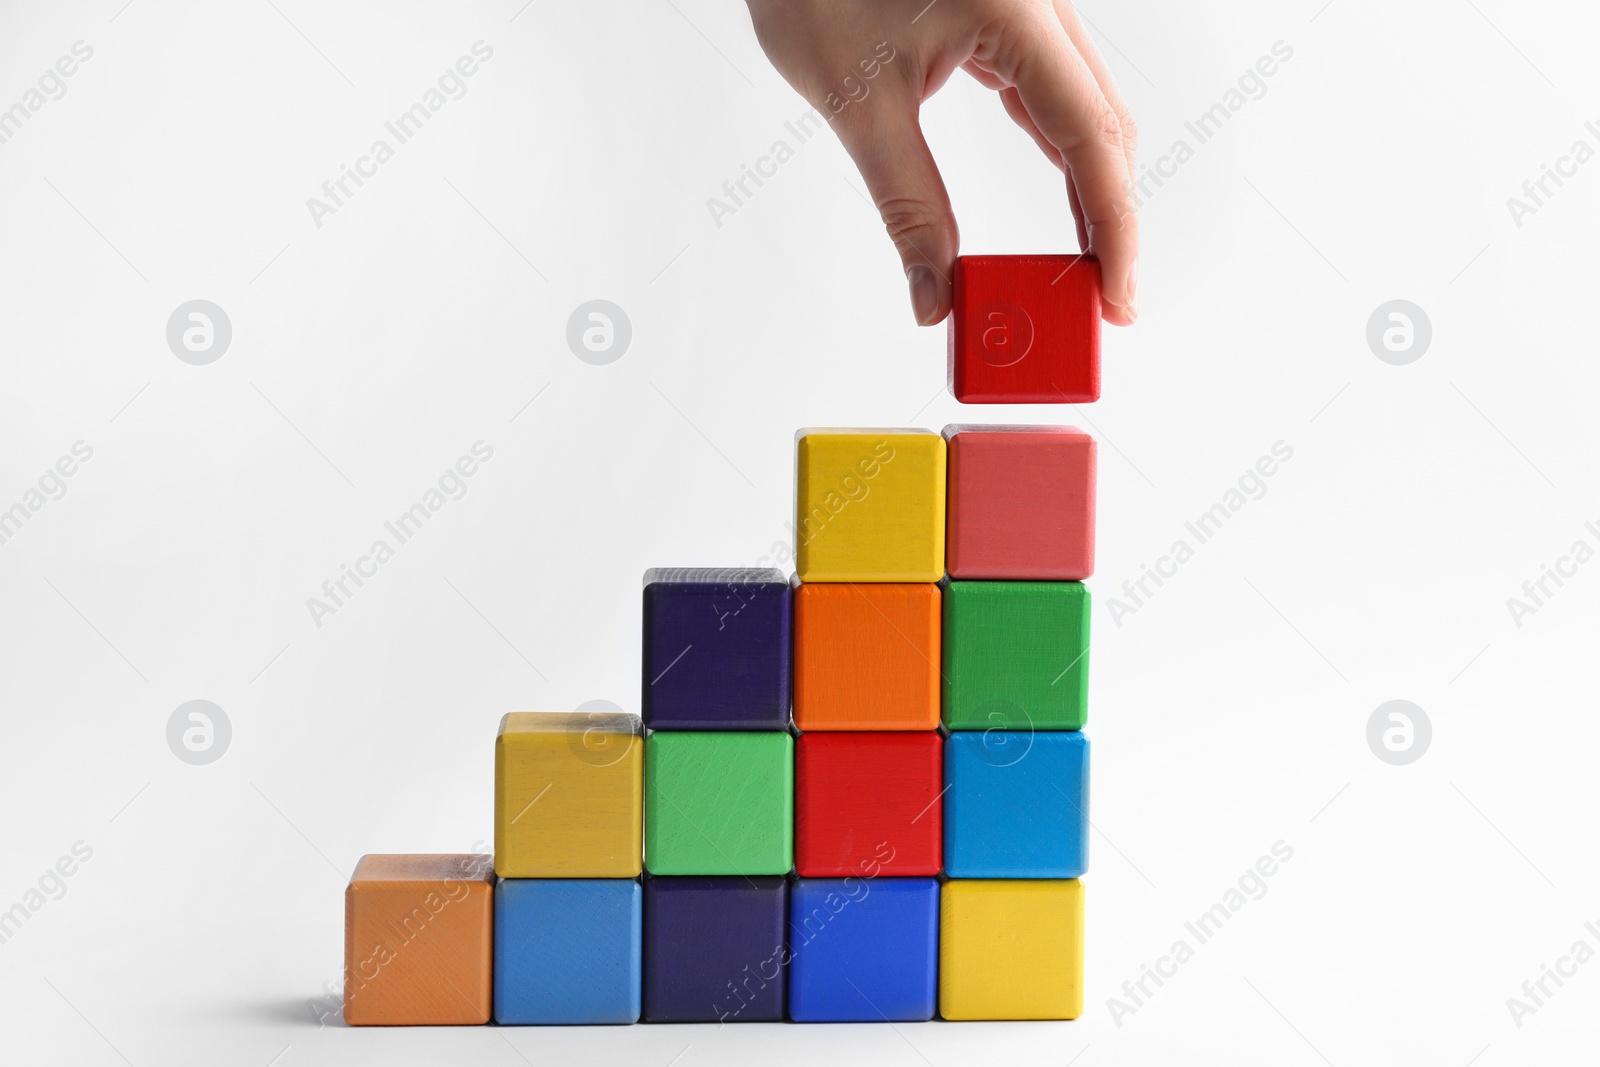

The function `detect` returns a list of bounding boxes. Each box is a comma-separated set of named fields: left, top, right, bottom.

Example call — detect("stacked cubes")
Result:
left=492, top=711, right=644, bottom=1023
left=640, top=566, right=794, bottom=1022
left=340, top=422, right=1096, bottom=1025
left=939, top=424, right=1094, bottom=1021
left=790, top=429, right=947, bottom=1021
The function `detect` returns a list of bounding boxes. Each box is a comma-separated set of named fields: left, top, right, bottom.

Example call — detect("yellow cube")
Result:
left=939, top=879, right=1084, bottom=1020
left=795, top=429, right=946, bottom=582
left=494, top=711, right=642, bottom=877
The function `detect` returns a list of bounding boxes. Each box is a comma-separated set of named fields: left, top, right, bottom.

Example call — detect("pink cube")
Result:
left=944, top=425, right=1096, bottom=580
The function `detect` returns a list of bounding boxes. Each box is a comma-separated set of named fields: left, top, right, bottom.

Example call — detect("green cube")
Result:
left=942, top=581, right=1089, bottom=730
left=645, top=731, right=793, bottom=874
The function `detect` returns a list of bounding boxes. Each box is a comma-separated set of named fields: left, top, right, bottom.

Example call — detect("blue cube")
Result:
left=944, top=731, right=1089, bottom=878
left=641, top=568, right=791, bottom=730
left=788, top=877, right=938, bottom=1022
left=494, top=879, right=641, bottom=1024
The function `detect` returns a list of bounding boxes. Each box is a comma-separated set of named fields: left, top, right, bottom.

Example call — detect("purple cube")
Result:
left=642, top=876, right=788, bottom=1022
left=642, top=568, right=791, bottom=730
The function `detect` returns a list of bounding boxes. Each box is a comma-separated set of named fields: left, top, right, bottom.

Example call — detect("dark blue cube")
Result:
left=788, top=877, right=938, bottom=1021
left=642, top=568, right=791, bottom=730
left=494, top=879, right=641, bottom=1024
left=642, top=876, right=788, bottom=1022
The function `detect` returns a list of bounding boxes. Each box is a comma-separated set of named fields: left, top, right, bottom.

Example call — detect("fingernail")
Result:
left=907, top=265, right=937, bottom=326
left=1126, top=259, right=1139, bottom=314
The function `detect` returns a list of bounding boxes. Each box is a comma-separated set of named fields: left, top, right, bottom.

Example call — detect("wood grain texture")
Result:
left=642, top=876, right=789, bottom=1022
left=938, top=879, right=1084, bottom=1020
left=343, top=854, right=494, bottom=1025
left=944, top=425, right=1096, bottom=580
left=794, top=732, right=942, bottom=876
left=947, top=255, right=1101, bottom=404
left=494, top=711, right=643, bottom=878
left=795, top=430, right=945, bottom=582
left=641, top=567, right=791, bottom=730
left=792, top=582, right=940, bottom=730
left=493, top=878, right=641, bottom=1024
left=644, top=731, right=793, bottom=875
left=944, top=730, right=1089, bottom=878
left=942, top=581, right=1090, bottom=730
left=788, top=877, right=939, bottom=1022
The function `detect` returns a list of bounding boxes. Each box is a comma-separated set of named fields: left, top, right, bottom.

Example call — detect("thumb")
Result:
left=833, top=101, right=959, bottom=326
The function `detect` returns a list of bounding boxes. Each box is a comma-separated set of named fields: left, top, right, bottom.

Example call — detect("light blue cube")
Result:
left=944, top=730, right=1089, bottom=878
left=494, top=878, right=641, bottom=1024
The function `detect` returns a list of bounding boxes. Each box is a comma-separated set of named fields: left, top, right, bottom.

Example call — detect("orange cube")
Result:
left=793, top=583, right=940, bottom=730
left=343, top=854, right=494, bottom=1025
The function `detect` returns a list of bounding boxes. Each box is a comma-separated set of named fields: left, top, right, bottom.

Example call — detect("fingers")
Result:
left=832, top=98, right=960, bottom=326
left=989, top=10, right=1139, bottom=322
left=1050, top=1, right=1138, bottom=187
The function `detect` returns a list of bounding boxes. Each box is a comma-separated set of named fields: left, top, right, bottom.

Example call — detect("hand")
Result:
left=746, top=0, right=1138, bottom=328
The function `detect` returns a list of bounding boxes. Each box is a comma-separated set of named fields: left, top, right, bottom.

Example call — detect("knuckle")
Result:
left=1091, top=105, right=1126, bottom=153
left=877, top=197, right=947, bottom=246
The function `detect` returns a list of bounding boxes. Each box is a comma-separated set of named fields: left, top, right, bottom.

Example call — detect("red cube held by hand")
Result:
left=947, top=254, right=1101, bottom=404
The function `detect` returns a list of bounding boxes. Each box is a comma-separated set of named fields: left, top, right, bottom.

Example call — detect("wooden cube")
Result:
left=792, top=582, right=940, bottom=730
left=789, top=877, right=939, bottom=1022
left=943, top=581, right=1090, bottom=730
left=945, top=731, right=1088, bottom=877
left=641, top=567, right=791, bottom=730
left=644, top=731, right=793, bottom=875
left=795, top=732, right=942, bottom=876
left=948, top=255, right=1101, bottom=404
left=343, top=854, right=494, bottom=1025
left=939, top=879, right=1084, bottom=1020
left=494, top=878, right=641, bottom=1024
left=945, top=425, right=1096, bottom=580
left=494, top=711, right=643, bottom=878
left=642, top=876, right=788, bottom=1022
left=795, top=429, right=945, bottom=582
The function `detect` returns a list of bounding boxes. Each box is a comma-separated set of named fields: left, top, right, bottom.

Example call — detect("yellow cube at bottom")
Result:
left=494, top=712, right=642, bottom=878
left=939, top=879, right=1084, bottom=1020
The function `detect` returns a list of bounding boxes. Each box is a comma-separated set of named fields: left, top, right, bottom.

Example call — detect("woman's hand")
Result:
left=746, top=0, right=1138, bottom=327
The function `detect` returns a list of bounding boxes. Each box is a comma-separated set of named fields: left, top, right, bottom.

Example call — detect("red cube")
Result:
left=945, top=424, right=1096, bottom=580
left=947, top=254, right=1101, bottom=404
left=794, top=732, right=942, bottom=877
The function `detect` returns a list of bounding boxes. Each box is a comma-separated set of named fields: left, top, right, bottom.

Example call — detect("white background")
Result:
left=2, top=0, right=1597, bottom=1064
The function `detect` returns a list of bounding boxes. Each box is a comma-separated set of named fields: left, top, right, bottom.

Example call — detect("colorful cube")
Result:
left=494, top=879, right=641, bottom=1024
left=945, top=731, right=1088, bottom=878
left=948, top=254, right=1101, bottom=404
left=943, top=581, right=1090, bottom=730
left=788, top=877, right=939, bottom=1022
left=644, top=731, right=793, bottom=875
left=642, top=876, right=788, bottom=1022
left=939, top=879, right=1084, bottom=1020
left=792, top=582, right=941, bottom=730
left=641, top=567, right=791, bottom=730
left=343, top=854, right=494, bottom=1025
left=494, top=711, right=643, bottom=878
left=795, top=732, right=942, bottom=876
left=945, top=424, right=1096, bottom=580
left=795, top=430, right=945, bottom=582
